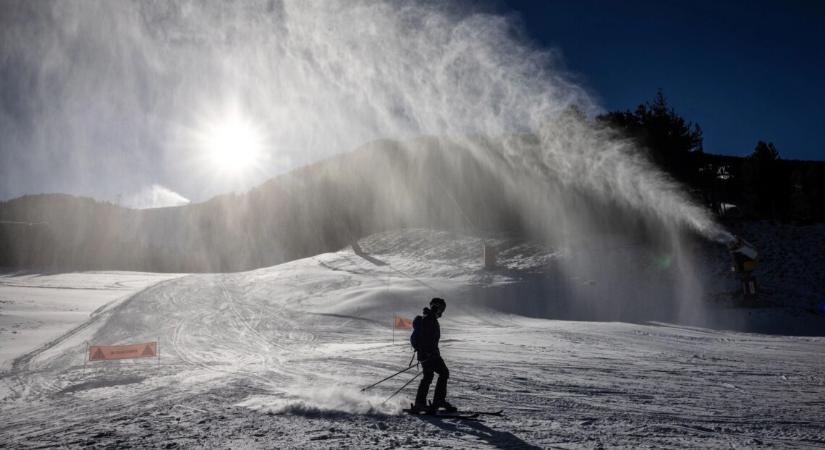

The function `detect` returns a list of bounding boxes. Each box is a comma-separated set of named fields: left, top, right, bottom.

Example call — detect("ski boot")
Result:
left=408, top=402, right=430, bottom=414
left=431, top=400, right=457, bottom=413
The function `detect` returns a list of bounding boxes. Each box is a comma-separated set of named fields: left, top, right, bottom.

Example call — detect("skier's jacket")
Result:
left=410, top=307, right=440, bottom=360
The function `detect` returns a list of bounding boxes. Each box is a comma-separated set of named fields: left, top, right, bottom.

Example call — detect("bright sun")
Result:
left=199, top=114, right=264, bottom=176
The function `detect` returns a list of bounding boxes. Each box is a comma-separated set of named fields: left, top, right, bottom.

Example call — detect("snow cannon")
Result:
left=726, top=236, right=759, bottom=298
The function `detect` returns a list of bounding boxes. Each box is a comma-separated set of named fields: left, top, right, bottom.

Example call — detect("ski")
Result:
left=463, top=409, right=504, bottom=416
left=433, top=413, right=481, bottom=421
left=403, top=409, right=481, bottom=420
left=403, top=403, right=503, bottom=418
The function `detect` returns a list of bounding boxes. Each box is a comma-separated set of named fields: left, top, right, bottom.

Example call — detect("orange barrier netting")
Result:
left=88, top=341, right=157, bottom=361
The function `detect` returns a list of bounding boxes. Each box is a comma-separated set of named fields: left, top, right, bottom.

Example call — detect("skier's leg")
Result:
left=415, top=360, right=435, bottom=407
left=432, top=357, right=450, bottom=406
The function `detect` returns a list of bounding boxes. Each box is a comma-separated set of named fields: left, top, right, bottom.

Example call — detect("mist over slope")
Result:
left=0, top=135, right=679, bottom=273
left=1, top=0, right=738, bottom=328
left=1, top=0, right=726, bottom=246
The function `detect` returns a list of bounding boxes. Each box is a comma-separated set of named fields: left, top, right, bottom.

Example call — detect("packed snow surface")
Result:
left=0, top=271, right=183, bottom=368
left=1, top=230, right=823, bottom=448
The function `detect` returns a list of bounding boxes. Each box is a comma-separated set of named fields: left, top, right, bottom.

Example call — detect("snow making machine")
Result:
left=727, top=237, right=759, bottom=299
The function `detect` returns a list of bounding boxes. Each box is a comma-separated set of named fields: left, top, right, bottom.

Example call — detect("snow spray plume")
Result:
left=237, top=385, right=403, bottom=416
left=0, top=1, right=731, bottom=321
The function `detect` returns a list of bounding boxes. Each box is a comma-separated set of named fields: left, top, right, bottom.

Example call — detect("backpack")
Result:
left=410, top=315, right=423, bottom=349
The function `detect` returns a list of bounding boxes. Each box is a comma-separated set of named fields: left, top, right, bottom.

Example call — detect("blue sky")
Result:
left=493, top=0, right=825, bottom=160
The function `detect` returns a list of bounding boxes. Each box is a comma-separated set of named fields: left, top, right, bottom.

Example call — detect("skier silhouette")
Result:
left=410, top=297, right=455, bottom=413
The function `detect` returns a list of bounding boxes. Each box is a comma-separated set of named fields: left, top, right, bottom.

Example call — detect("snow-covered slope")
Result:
left=0, top=271, right=183, bottom=369
left=1, top=230, right=823, bottom=448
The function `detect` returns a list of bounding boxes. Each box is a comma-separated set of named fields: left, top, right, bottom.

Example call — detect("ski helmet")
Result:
left=430, top=297, right=446, bottom=314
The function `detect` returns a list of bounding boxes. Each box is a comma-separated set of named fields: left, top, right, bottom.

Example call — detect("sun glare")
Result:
left=199, top=114, right=264, bottom=176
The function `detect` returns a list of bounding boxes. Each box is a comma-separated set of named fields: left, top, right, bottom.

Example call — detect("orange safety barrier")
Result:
left=88, top=341, right=158, bottom=361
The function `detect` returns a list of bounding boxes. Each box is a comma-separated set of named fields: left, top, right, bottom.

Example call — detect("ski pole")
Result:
left=361, top=355, right=428, bottom=392
left=361, top=363, right=417, bottom=392
left=383, top=371, right=421, bottom=404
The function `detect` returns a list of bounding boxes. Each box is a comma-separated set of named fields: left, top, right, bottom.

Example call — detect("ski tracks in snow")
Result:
left=2, top=244, right=825, bottom=448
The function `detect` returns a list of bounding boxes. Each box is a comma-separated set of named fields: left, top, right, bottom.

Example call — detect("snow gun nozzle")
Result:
left=726, top=235, right=758, bottom=259
left=727, top=235, right=759, bottom=276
